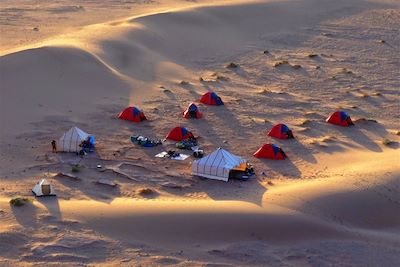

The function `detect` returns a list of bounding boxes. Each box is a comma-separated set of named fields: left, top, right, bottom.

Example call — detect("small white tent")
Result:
left=192, top=148, right=247, bottom=182
left=59, top=127, right=90, bottom=152
left=32, top=179, right=56, bottom=197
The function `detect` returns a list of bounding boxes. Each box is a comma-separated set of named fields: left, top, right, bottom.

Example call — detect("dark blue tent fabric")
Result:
left=281, top=124, right=289, bottom=133
left=211, top=92, right=223, bottom=105
left=272, top=144, right=280, bottom=154
left=340, top=111, right=349, bottom=121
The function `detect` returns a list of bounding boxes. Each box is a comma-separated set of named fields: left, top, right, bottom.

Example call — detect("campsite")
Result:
left=0, top=0, right=400, bottom=266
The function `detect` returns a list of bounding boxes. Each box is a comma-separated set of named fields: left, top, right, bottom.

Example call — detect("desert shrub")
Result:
left=382, top=139, right=396, bottom=146
left=10, top=197, right=30, bottom=207
left=138, top=188, right=154, bottom=195
left=71, top=164, right=81, bottom=173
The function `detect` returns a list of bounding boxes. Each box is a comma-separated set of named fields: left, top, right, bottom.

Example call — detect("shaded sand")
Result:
left=1, top=0, right=400, bottom=266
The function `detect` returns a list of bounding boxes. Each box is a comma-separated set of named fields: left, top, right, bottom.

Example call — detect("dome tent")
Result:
left=268, top=123, right=294, bottom=139
left=32, top=179, right=56, bottom=197
left=165, top=126, right=194, bottom=141
left=59, top=127, right=94, bottom=152
left=253, top=144, right=286, bottom=160
left=183, top=102, right=202, bottom=119
left=192, top=148, right=248, bottom=182
left=118, top=106, right=147, bottom=122
left=200, top=92, right=224, bottom=106
left=326, top=111, right=354, bottom=127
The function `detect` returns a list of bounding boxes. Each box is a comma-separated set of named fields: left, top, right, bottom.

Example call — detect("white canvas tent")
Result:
left=32, top=179, right=56, bottom=197
left=192, top=148, right=247, bottom=182
left=59, top=127, right=90, bottom=152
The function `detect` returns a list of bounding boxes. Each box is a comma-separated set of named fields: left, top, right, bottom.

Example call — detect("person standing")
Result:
left=51, top=140, right=57, bottom=153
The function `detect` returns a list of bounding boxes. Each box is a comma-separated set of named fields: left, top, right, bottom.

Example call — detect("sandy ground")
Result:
left=1, top=0, right=400, bottom=266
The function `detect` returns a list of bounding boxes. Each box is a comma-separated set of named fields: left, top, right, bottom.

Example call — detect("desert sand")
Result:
left=0, top=0, right=400, bottom=266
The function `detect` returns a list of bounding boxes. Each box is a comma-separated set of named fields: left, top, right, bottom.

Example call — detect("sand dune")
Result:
left=1, top=0, right=400, bottom=266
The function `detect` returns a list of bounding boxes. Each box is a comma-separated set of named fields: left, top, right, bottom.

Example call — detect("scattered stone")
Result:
left=372, top=92, right=382, bottom=96
left=354, top=118, right=378, bottom=123
left=321, top=32, right=333, bottom=37
left=300, top=119, right=311, bottom=125
left=291, top=64, right=302, bottom=69
left=179, top=80, right=190, bottom=86
left=315, top=66, right=321, bottom=69
left=161, top=182, right=190, bottom=189
left=33, top=27, right=39, bottom=31
left=341, top=68, right=353, bottom=74
left=223, top=140, right=228, bottom=144
left=308, top=53, right=318, bottom=58
left=199, top=77, right=204, bottom=82
left=379, top=39, right=386, bottom=43
left=263, top=50, right=269, bottom=54
left=96, top=179, right=118, bottom=187
left=267, top=181, right=274, bottom=186
left=273, top=60, right=289, bottom=67
left=395, top=131, right=400, bottom=136
left=226, top=62, right=239, bottom=69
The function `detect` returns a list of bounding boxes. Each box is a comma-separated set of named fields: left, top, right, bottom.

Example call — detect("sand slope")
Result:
left=0, top=0, right=400, bottom=266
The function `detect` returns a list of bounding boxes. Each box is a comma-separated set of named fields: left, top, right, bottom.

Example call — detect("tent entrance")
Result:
left=41, top=185, right=51, bottom=195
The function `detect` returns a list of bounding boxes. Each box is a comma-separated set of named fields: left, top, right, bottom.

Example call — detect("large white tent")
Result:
left=32, top=179, right=56, bottom=197
left=59, top=126, right=90, bottom=152
left=192, top=148, right=247, bottom=182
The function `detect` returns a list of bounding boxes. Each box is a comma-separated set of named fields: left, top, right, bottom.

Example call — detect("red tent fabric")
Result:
left=165, top=126, right=194, bottom=141
left=200, top=92, right=224, bottom=106
left=326, top=111, right=354, bottom=127
left=118, top=106, right=147, bottom=122
left=253, top=144, right=286, bottom=160
left=268, top=123, right=294, bottom=139
left=183, top=103, right=202, bottom=119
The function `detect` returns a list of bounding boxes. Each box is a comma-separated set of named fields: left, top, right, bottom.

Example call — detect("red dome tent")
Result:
left=200, top=92, right=224, bottom=106
left=253, top=144, right=286, bottom=160
left=268, top=123, right=294, bottom=139
left=166, top=126, right=194, bottom=141
left=183, top=103, right=202, bottom=119
left=118, top=106, right=147, bottom=122
left=326, top=111, right=354, bottom=127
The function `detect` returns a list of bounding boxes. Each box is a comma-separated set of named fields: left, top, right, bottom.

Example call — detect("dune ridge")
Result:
left=1, top=0, right=400, bottom=266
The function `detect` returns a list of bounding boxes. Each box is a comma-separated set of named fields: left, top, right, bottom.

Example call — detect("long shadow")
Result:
left=256, top=157, right=302, bottom=178
left=163, top=177, right=268, bottom=207
left=36, top=197, right=61, bottom=220
left=288, top=138, right=317, bottom=164
left=11, top=201, right=39, bottom=229
left=333, top=125, right=382, bottom=152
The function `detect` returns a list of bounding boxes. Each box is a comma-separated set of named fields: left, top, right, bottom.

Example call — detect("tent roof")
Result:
left=61, top=127, right=90, bottom=140
left=195, top=148, right=246, bottom=169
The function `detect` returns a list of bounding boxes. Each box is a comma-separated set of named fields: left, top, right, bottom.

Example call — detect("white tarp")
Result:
left=32, top=179, right=56, bottom=197
left=192, top=148, right=246, bottom=182
left=59, top=127, right=90, bottom=152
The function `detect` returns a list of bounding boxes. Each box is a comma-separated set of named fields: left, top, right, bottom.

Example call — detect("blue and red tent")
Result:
left=268, top=123, right=294, bottom=139
left=183, top=102, right=202, bottom=119
left=166, top=126, right=194, bottom=141
left=200, top=92, right=224, bottom=106
left=326, top=111, right=354, bottom=127
left=118, top=106, right=147, bottom=122
left=253, top=143, right=286, bottom=160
